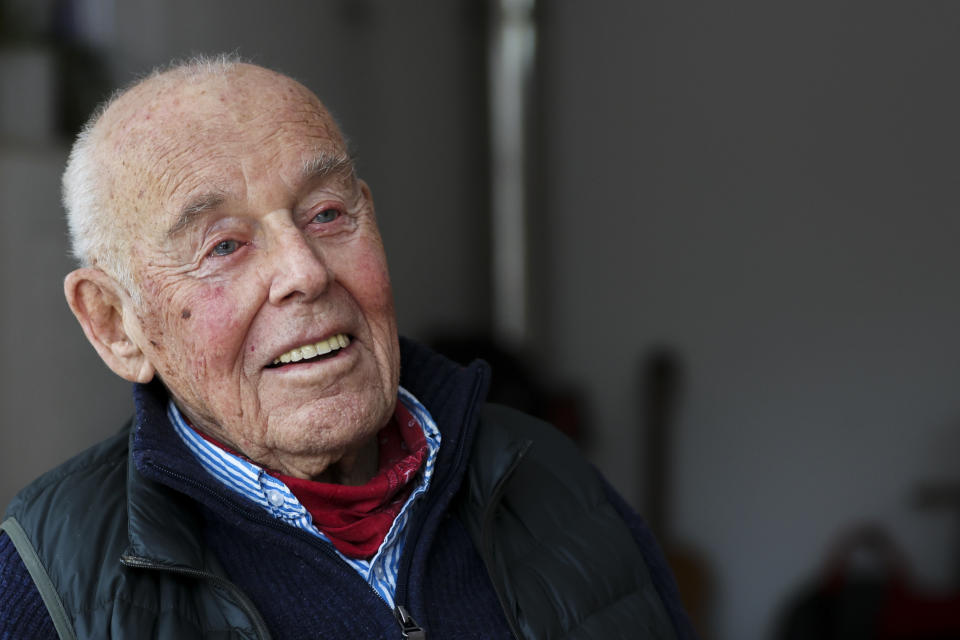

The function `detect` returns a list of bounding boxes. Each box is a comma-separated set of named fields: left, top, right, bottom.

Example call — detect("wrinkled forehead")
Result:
left=97, top=66, right=346, bottom=220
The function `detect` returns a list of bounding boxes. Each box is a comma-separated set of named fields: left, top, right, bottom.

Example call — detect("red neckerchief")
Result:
left=190, top=402, right=428, bottom=559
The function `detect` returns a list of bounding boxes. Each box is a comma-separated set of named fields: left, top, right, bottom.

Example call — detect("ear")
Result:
left=64, top=268, right=155, bottom=383
left=359, top=179, right=375, bottom=208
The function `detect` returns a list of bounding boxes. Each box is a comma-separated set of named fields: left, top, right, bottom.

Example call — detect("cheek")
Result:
left=188, top=285, right=226, bottom=330
left=186, top=285, right=250, bottom=358
left=145, top=284, right=248, bottom=368
left=342, top=243, right=399, bottom=378
left=345, top=245, right=395, bottom=319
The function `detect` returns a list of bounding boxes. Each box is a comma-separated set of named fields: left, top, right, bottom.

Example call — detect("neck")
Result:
left=183, top=413, right=381, bottom=485
left=277, top=437, right=380, bottom=485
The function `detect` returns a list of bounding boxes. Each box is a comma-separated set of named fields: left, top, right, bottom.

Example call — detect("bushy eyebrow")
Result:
left=167, top=191, right=227, bottom=237
left=300, top=150, right=355, bottom=183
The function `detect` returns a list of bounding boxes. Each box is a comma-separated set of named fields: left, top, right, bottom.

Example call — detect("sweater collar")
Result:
left=397, top=336, right=490, bottom=436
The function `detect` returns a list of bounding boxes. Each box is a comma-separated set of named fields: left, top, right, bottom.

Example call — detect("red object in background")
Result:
left=776, top=524, right=960, bottom=640
left=878, top=584, right=960, bottom=640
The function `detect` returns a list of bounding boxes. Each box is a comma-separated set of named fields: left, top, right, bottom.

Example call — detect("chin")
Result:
left=285, top=393, right=392, bottom=446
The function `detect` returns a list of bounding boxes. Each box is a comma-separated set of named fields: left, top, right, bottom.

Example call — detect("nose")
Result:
left=266, top=221, right=331, bottom=305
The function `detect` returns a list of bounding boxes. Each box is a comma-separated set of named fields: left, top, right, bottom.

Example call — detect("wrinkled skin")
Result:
left=76, top=65, right=399, bottom=482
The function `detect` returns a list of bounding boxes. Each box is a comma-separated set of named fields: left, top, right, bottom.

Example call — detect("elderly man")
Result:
left=0, top=58, right=694, bottom=639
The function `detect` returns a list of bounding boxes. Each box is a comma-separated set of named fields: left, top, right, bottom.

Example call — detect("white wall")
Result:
left=540, top=3, right=960, bottom=639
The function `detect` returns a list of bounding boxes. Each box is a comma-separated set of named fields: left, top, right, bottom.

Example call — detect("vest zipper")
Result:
left=151, top=463, right=421, bottom=638
left=392, top=371, right=489, bottom=624
left=478, top=440, right=533, bottom=640
left=120, top=553, right=272, bottom=639
left=395, top=605, right=426, bottom=639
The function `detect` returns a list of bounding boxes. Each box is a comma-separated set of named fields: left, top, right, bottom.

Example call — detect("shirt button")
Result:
left=266, top=490, right=285, bottom=507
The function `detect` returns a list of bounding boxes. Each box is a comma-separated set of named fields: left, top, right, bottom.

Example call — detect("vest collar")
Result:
left=123, top=382, right=211, bottom=570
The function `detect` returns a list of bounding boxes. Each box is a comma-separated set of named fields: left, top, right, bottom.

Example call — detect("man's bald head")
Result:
left=62, top=55, right=347, bottom=297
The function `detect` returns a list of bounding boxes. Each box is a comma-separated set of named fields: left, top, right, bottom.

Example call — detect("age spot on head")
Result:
left=181, top=309, right=192, bottom=319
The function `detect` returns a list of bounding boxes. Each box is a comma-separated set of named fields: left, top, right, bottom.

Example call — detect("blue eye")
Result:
left=313, top=208, right=340, bottom=224
left=211, top=239, right=241, bottom=256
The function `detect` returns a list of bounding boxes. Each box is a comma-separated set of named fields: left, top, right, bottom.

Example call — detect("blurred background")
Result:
left=3, top=1, right=960, bottom=638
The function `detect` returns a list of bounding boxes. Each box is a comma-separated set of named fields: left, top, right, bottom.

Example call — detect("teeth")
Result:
left=273, top=334, right=350, bottom=366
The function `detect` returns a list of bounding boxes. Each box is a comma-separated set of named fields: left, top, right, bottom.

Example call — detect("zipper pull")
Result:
left=396, top=605, right=426, bottom=639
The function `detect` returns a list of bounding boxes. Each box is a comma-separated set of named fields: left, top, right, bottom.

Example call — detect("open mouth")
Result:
left=267, top=334, right=351, bottom=368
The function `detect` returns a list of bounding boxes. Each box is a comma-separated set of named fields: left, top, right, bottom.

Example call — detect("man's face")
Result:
left=104, top=67, right=399, bottom=476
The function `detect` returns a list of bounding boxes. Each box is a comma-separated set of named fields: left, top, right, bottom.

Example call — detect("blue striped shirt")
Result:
left=167, top=386, right=440, bottom=609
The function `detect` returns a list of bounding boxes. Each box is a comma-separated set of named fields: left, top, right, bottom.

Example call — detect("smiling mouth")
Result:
left=268, top=334, right=351, bottom=368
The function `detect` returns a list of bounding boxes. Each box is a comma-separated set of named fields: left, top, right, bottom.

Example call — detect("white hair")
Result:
left=61, top=53, right=245, bottom=297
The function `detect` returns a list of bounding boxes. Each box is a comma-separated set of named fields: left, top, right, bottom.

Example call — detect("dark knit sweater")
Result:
left=0, top=339, right=694, bottom=639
